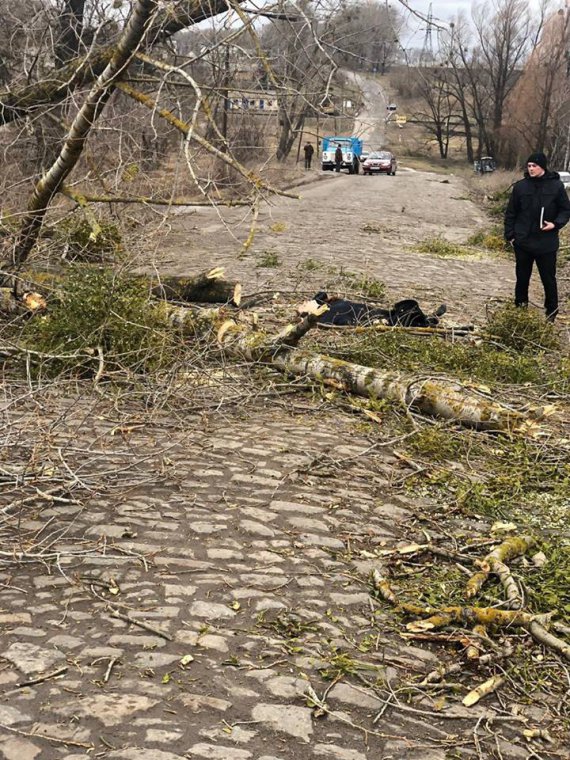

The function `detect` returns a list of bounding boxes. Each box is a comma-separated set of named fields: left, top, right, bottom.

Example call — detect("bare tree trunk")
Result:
left=276, top=106, right=308, bottom=162
left=12, top=0, right=158, bottom=269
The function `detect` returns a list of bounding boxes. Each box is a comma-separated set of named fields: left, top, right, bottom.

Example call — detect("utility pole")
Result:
left=420, top=4, right=435, bottom=65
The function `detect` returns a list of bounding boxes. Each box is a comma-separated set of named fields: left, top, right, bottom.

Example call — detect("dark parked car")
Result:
left=558, top=170, right=570, bottom=190
left=362, top=150, right=397, bottom=175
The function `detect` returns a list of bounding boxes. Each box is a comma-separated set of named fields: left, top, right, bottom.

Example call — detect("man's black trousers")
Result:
left=514, top=245, right=558, bottom=318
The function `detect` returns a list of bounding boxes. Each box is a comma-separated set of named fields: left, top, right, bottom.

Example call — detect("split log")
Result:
left=370, top=567, right=397, bottom=604
left=0, top=288, right=47, bottom=315
left=462, top=675, right=504, bottom=706
left=146, top=268, right=241, bottom=305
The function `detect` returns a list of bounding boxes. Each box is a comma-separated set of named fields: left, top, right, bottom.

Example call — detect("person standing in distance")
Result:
left=303, top=141, right=314, bottom=170
left=504, top=152, right=570, bottom=321
left=334, top=144, right=343, bottom=172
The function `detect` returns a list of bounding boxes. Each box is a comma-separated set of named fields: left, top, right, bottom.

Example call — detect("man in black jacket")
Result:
left=505, top=152, right=570, bottom=321
left=334, top=144, right=343, bottom=172
left=303, top=142, right=314, bottom=170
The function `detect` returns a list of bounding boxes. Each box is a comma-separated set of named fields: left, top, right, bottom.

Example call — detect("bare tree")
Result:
left=504, top=7, right=570, bottom=164
left=471, top=0, right=530, bottom=155
left=260, top=1, right=335, bottom=161
left=420, top=0, right=532, bottom=163
left=413, top=66, right=460, bottom=159
left=328, top=0, right=403, bottom=74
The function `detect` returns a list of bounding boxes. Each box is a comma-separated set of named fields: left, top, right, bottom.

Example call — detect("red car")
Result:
left=362, top=151, right=397, bottom=175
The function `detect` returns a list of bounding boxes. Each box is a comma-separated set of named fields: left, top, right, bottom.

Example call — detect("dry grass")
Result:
left=465, top=168, right=520, bottom=206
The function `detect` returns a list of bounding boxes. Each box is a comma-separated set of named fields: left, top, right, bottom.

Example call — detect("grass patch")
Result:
left=405, top=562, right=469, bottom=609
left=23, top=265, right=176, bottom=377
left=406, top=427, right=475, bottom=463
left=256, top=250, right=281, bottom=268
left=269, top=221, right=287, bottom=233
left=332, top=330, right=550, bottom=386
left=340, top=271, right=386, bottom=300
left=466, top=226, right=510, bottom=254
left=298, top=257, right=324, bottom=271
left=485, top=186, right=512, bottom=219
left=327, top=304, right=565, bottom=389
left=484, top=303, right=559, bottom=352
left=416, top=236, right=479, bottom=259
left=526, top=539, right=570, bottom=618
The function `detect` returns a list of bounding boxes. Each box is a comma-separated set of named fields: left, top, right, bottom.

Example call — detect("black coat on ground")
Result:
left=504, top=171, right=570, bottom=254
left=311, top=292, right=444, bottom=327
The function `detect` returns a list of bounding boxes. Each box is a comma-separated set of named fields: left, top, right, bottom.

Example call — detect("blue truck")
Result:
left=321, top=136, right=363, bottom=174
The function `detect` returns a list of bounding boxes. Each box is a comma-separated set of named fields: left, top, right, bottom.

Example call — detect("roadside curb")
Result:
left=281, top=171, right=336, bottom=193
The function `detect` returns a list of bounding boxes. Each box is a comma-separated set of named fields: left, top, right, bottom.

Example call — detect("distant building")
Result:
left=228, top=90, right=278, bottom=112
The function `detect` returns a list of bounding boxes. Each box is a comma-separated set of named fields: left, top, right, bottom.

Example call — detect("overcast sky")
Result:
left=400, top=1, right=474, bottom=47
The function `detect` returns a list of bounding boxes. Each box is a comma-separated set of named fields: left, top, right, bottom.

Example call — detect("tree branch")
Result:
left=0, top=0, right=242, bottom=127
left=11, top=0, right=160, bottom=268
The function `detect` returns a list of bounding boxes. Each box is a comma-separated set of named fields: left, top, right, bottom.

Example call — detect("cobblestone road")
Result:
left=152, top=168, right=526, bottom=323
left=0, top=391, right=553, bottom=760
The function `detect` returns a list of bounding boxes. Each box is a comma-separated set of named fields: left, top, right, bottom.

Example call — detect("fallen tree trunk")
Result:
left=166, top=304, right=524, bottom=431
left=270, top=351, right=522, bottom=431
left=0, top=285, right=526, bottom=431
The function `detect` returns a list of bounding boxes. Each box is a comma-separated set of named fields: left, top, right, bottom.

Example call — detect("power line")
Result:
left=421, top=3, right=435, bottom=64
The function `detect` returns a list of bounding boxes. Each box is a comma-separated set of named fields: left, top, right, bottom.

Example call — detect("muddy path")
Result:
left=153, top=168, right=520, bottom=322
